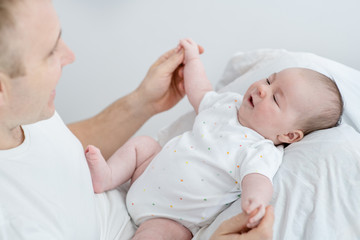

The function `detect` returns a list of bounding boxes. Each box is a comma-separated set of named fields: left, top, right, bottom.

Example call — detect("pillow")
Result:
left=157, top=49, right=360, bottom=240
left=194, top=123, right=360, bottom=239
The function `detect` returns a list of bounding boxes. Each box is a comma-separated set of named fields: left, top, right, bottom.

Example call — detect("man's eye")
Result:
left=50, top=48, right=58, bottom=56
left=266, top=78, right=270, bottom=85
left=49, top=46, right=59, bottom=57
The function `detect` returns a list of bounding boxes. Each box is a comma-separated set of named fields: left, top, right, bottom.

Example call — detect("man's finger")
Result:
left=248, top=205, right=265, bottom=225
left=152, top=47, right=179, bottom=68
left=177, top=66, right=184, bottom=78
left=217, top=212, right=250, bottom=235
left=245, top=205, right=274, bottom=240
left=258, top=205, right=274, bottom=230
left=159, top=48, right=184, bottom=73
left=198, top=44, right=204, bottom=54
left=237, top=207, right=274, bottom=240
left=153, top=43, right=203, bottom=67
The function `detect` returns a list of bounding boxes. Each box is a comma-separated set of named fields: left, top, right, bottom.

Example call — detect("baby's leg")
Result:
left=133, top=218, right=192, bottom=240
left=85, top=136, right=161, bottom=193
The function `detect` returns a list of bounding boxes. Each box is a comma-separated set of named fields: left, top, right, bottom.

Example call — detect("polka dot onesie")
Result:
left=126, top=91, right=283, bottom=235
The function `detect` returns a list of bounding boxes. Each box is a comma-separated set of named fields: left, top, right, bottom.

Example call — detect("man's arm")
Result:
left=68, top=47, right=188, bottom=159
left=68, top=91, right=151, bottom=160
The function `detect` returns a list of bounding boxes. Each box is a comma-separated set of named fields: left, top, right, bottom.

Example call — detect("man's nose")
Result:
left=60, top=39, right=76, bottom=67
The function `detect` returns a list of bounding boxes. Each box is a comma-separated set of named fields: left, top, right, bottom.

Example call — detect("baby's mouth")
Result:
left=249, top=95, right=254, bottom=107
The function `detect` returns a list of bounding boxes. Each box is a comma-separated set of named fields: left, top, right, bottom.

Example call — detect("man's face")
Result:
left=5, top=0, right=75, bottom=125
left=237, top=68, right=323, bottom=144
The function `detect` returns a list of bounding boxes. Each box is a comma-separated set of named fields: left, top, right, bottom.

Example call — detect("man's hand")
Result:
left=242, top=198, right=266, bottom=228
left=210, top=205, right=274, bottom=240
left=136, top=44, right=204, bottom=115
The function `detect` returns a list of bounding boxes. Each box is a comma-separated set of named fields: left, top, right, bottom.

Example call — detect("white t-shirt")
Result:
left=0, top=112, right=99, bottom=239
left=126, top=91, right=283, bottom=234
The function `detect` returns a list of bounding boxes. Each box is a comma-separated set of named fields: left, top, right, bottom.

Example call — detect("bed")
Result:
left=96, top=49, right=360, bottom=240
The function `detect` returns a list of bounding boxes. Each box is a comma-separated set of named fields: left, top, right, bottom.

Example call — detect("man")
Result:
left=0, top=0, right=273, bottom=239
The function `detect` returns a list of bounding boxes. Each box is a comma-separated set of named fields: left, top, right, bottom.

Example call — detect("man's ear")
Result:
left=0, top=72, right=9, bottom=107
left=277, top=130, right=304, bottom=144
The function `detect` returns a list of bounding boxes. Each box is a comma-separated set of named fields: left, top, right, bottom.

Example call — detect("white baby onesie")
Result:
left=126, top=91, right=283, bottom=234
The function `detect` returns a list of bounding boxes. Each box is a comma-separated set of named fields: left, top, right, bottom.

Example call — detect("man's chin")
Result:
left=45, top=108, right=56, bottom=119
left=36, top=108, right=56, bottom=123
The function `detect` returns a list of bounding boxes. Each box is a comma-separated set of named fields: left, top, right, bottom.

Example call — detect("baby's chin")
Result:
left=236, top=110, right=246, bottom=127
left=237, top=107, right=251, bottom=128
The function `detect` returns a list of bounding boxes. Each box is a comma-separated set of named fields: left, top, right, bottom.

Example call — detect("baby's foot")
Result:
left=85, top=145, right=112, bottom=193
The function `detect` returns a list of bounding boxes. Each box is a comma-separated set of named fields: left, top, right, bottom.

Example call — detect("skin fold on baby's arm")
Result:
left=241, top=173, right=273, bottom=228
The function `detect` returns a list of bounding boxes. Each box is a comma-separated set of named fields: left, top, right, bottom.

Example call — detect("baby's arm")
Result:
left=241, top=173, right=273, bottom=228
left=180, top=39, right=212, bottom=113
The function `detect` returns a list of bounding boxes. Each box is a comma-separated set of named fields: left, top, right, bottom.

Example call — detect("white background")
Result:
left=53, top=0, right=360, bottom=138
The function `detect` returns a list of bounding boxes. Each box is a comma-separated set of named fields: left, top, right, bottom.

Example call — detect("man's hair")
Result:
left=0, top=0, right=25, bottom=78
left=298, top=68, right=344, bottom=136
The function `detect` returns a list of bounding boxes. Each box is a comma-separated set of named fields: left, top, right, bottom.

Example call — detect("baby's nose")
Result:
left=257, top=84, right=267, bottom=98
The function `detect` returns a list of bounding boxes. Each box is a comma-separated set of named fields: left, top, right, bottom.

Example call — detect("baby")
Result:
left=85, top=39, right=343, bottom=239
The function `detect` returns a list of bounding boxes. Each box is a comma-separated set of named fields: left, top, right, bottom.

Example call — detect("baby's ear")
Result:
left=277, top=130, right=304, bottom=144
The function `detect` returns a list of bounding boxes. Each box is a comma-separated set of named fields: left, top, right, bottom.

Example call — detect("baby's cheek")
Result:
left=258, top=105, right=277, bottom=120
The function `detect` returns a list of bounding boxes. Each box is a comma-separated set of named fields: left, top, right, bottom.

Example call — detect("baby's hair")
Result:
left=297, top=68, right=344, bottom=136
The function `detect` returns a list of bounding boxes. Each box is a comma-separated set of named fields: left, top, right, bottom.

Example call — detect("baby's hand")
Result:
left=241, top=197, right=266, bottom=228
left=179, top=38, right=200, bottom=64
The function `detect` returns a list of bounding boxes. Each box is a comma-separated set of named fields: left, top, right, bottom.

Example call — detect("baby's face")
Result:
left=237, top=68, right=324, bottom=145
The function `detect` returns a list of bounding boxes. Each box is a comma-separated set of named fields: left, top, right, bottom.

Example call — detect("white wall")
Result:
left=53, top=0, right=360, bottom=138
